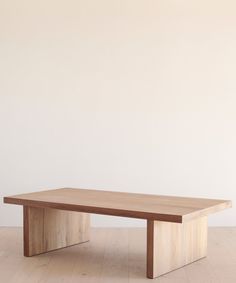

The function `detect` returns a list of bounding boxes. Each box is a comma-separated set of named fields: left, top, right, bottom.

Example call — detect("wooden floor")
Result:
left=0, top=227, right=235, bottom=283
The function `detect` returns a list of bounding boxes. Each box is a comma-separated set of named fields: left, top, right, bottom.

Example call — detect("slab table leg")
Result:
left=147, top=216, right=208, bottom=279
left=23, top=206, right=90, bottom=257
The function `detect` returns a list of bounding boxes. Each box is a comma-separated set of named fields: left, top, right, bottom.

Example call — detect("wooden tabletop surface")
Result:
left=4, top=188, right=231, bottom=223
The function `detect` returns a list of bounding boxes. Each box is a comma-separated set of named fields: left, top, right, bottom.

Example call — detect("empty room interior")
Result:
left=0, top=0, right=235, bottom=282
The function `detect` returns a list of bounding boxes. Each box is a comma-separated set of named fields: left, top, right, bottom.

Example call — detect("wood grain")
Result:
left=147, top=216, right=208, bottom=278
left=23, top=206, right=90, bottom=256
left=4, top=188, right=232, bottom=223
left=1, top=227, right=236, bottom=283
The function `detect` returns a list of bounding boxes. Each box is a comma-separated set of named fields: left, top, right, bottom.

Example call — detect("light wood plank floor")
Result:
left=0, top=227, right=235, bottom=283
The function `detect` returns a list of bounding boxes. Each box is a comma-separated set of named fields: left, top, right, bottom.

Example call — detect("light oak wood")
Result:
left=0, top=227, right=236, bottom=283
left=3, top=188, right=232, bottom=279
left=23, top=206, right=90, bottom=256
left=147, top=216, right=208, bottom=279
left=4, top=188, right=232, bottom=223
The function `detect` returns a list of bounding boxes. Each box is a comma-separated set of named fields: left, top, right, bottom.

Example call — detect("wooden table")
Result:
left=4, top=188, right=231, bottom=279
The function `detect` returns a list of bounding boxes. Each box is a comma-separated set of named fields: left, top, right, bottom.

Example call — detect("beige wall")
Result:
left=0, top=0, right=235, bottom=226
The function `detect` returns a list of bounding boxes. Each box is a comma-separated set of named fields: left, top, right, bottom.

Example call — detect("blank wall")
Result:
left=0, top=0, right=235, bottom=227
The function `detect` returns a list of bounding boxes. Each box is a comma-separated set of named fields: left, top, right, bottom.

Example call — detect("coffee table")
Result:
left=4, top=188, right=231, bottom=278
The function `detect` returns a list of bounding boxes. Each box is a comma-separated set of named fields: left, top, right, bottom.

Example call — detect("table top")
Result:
left=4, top=188, right=231, bottom=223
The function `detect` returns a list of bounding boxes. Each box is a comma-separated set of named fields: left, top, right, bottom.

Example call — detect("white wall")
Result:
left=0, top=0, right=235, bottom=227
